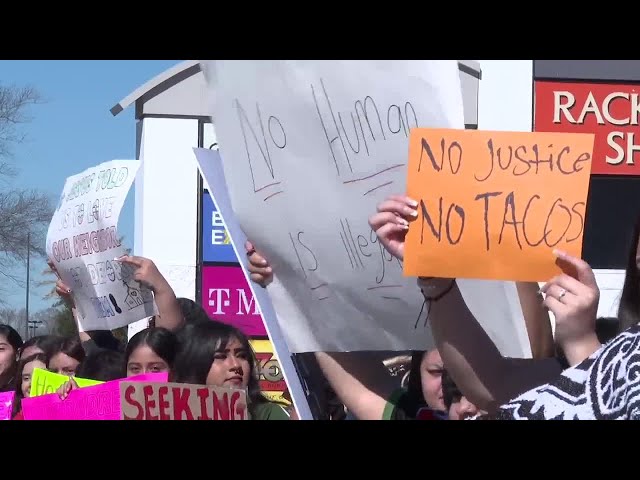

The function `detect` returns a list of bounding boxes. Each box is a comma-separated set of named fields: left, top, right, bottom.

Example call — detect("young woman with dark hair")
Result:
left=49, top=336, right=86, bottom=377
left=170, top=321, right=291, bottom=420
left=11, top=352, right=49, bottom=420
left=0, top=325, right=23, bottom=392
left=386, top=349, right=448, bottom=420
left=125, top=327, right=177, bottom=376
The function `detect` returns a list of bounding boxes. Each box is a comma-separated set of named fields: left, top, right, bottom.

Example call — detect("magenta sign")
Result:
left=201, top=266, right=267, bottom=337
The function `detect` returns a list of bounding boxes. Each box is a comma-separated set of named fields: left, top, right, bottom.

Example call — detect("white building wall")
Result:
left=476, top=60, right=624, bottom=325
left=129, top=117, right=200, bottom=337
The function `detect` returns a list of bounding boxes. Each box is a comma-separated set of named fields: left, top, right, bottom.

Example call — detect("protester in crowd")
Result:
left=383, top=349, right=449, bottom=420
left=311, top=349, right=446, bottom=420
left=472, top=213, right=640, bottom=419
left=617, top=214, right=640, bottom=334
left=368, top=194, right=603, bottom=414
left=74, top=349, right=126, bottom=382
left=170, top=321, right=291, bottom=420
left=11, top=352, right=48, bottom=420
left=442, top=369, right=484, bottom=420
left=49, top=255, right=183, bottom=353
left=245, top=238, right=557, bottom=419
left=125, top=327, right=177, bottom=376
left=19, top=335, right=63, bottom=360
left=48, top=336, right=85, bottom=377
left=56, top=348, right=127, bottom=401
left=115, top=255, right=184, bottom=330
left=0, top=325, right=23, bottom=393
left=245, top=242, right=446, bottom=420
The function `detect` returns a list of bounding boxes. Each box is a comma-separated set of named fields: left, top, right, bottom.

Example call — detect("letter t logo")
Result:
left=208, top=288, right=231, bottom=315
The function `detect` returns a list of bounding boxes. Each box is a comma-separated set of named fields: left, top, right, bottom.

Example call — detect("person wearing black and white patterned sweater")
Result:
left=369, top=194, right=606, bottom=415
left=476, top=323, right=640, bottom=419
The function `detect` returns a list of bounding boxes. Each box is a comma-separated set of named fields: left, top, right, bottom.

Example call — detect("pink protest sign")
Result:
left=201, top=265, right=267, bottom=337
left=21, top=372, right=167, bottom=420
left=0, top=391, right=14, bottom=420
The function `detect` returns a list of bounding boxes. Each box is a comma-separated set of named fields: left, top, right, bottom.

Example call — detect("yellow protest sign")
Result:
left=30, top=368, right=103, bottom=397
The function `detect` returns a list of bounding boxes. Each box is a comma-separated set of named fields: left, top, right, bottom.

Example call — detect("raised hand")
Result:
left=540, top=249, right=601, bottom=366
left=245, top=241, right=273, bottom=287
left=56, top=377, right=79, bottom=401
left=116, top=255, right=171, bottom=294
left=368, top=195, right=418, bottom=260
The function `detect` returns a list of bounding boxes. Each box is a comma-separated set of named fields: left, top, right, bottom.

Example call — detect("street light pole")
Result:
left=25, top=231, right=30, bottom=341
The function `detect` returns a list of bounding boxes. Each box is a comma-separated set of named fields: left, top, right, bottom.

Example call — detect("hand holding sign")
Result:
left=46, top=160, right=156, bottom=331
left=57, top=377, right=79, bottom=400
left=367, top=195, right=417, bottom=261
left=540, top=249, right=600, bottom=364
left=403, top=129, right=595, bottom=282
left=245, top=241, right=272, bottom=287
left=116, top=255, right=171, bottom=294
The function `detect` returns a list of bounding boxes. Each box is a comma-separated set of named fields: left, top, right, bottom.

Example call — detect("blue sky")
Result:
left=1, top=60, right=180, bottom=312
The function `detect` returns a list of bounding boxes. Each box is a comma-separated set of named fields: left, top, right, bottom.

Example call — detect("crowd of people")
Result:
left=2, top=189, right=638, bottom=420
left=0, top=257, right=293, bottom=420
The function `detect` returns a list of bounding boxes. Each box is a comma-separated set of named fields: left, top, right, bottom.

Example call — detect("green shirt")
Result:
left=251, top=401, right=291, bottom=420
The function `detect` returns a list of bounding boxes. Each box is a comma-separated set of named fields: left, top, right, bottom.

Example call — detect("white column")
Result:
left=130, top=117, right=200, bottom=338
left=477, top=60, right=533, bottom=132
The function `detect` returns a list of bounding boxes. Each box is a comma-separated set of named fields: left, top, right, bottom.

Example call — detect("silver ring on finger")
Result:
left=558, top=288, right=567, bottom=302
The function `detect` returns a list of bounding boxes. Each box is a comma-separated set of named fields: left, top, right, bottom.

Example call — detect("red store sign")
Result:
left=535, top=81, right=640, bottom=175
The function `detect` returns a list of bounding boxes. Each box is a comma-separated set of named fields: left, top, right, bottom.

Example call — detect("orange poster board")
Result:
left=404, top=128, right=595, bottom=282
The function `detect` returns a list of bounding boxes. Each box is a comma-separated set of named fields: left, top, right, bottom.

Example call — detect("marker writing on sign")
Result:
left=405, top=128, right=593, bottom=281
left=338, top=217, right=402, bottom=287
left=417, top=187, right=586, bottom=251
left=474, top=139, right=591, bottom=182
left=415, top=134, right=588, bottom=251
left=288, top=231, right=329, bottom=300
left=473, top=192, right=586, bottom=251
left=234, top=99, right=286, bottom=202
left=311, top=78, right=416, bottom=196
left=121, top=384, right=247, bottom=420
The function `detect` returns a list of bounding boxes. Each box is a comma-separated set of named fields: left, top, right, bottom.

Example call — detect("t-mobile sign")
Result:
left=201, top=265, right=267, bottom=337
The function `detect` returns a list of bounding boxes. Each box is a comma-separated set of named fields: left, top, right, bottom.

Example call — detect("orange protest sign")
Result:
left=403, top=128, right=594, bottom=282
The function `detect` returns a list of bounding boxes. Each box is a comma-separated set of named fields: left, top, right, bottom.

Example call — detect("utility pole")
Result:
left=25, top=231, right=30, bottom=341
left=28, top=319, right=42, bottom=338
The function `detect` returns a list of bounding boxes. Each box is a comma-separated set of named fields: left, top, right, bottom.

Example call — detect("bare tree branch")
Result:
left=0, top=83, right=49, bottom=297
left=0, top=85, right=43, bottom=161
left=0, top=162, right=17, bottom=182
left=0, top=189, right=53, bottom=261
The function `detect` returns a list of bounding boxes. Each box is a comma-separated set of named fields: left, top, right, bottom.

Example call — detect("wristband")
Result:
left=417, top=277, right=456, bottom=301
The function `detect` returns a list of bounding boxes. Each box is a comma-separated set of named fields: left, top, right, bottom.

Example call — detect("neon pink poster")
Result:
left=21, top=372, right=168, bottom=420
left=201, top=266, right=267, bottom=337
left=0, top=391, right=14, bottom=420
